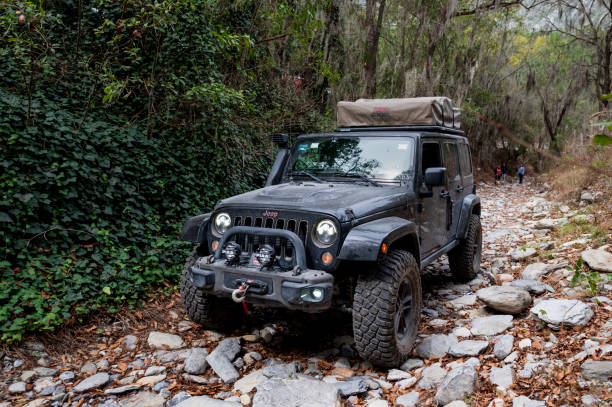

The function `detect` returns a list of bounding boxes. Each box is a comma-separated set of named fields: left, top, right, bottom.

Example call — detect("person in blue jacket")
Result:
left=518, top=165, right=525, bottom=184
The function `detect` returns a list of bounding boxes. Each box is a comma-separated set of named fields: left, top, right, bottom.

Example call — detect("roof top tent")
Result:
left=336, top=97, right=462, bottom=135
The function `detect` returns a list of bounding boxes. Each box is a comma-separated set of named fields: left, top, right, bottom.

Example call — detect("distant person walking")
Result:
left=495, top=166, right=502, bottom=183
left=518, top=165, right=525, bottom=184
left=501, top=163, right=507, bottom=182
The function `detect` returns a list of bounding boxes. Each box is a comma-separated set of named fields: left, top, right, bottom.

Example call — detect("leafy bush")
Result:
left=0, top=0, right=327, bottom=342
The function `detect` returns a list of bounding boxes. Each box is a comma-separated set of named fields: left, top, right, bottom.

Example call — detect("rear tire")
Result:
left=352, top=250, right=422, bottom=367
left=180, top=247, right=244, bottom=331
left=448, top=214, right=482, bottom=282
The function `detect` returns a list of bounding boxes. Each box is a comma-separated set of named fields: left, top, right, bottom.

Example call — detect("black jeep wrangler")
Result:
left=179, top=98, right=481, bottom=367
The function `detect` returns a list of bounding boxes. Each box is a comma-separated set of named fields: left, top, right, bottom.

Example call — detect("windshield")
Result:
left=285, top=136, right=416, bottom=185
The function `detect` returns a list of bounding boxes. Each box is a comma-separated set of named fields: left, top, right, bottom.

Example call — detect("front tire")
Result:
left=448, top=214, right=482, bottom=282
left=180, top=247, right=244, bottom=331
left=352, top=250, right=422, bottom=367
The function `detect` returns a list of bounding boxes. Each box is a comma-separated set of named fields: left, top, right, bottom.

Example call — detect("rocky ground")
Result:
left=1, top=181, right=611, bottom=407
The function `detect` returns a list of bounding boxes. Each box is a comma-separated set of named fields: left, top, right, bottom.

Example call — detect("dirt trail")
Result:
left=2, top=181, right=611, bottom=407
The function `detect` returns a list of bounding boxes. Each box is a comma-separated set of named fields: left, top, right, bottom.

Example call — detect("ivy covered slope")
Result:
left=0, top=1, right=325, bottom=342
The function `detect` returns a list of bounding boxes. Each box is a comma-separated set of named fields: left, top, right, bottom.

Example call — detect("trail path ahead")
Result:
left=2, top=182, right=611, bottom=407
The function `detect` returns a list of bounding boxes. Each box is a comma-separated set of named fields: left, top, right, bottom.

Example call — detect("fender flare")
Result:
left=338, top=217, right=418, bottom=262
left=456, top=194, right=481, bottom=239
left=180, top=213, right=211, bottom=243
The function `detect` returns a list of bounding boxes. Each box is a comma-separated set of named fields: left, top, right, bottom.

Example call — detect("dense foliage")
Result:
left=0, top=0, right=326, bottom=342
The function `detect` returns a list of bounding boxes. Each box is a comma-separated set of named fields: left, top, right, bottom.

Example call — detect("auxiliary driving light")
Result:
left=256, top=244, right=276, bottom=267
left=222, top=242, right=241, bottom=265
left=300, top=287, right=325, bottom=303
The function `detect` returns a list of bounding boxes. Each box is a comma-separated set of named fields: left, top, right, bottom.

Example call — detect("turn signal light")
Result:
left=381, top=243, right=388, bottom=254
left=211, top=240, right=219, bottom=251
left=321, top=252, right=333, bottom=265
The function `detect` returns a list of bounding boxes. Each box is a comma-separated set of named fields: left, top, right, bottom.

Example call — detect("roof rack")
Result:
left=334, top=125, right=464, bottom=136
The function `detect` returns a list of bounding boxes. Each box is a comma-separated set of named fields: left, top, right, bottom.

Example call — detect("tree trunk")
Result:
left=365, top=0, right=386, bottom=98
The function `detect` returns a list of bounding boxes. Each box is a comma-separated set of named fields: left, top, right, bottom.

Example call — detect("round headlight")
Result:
left=313, top=219, right=338, bottom=246
left=213, top=212, right=231, bottom=235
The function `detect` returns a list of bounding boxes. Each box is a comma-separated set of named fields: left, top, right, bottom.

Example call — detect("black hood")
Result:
left=215, top=182, right=414, bottom=222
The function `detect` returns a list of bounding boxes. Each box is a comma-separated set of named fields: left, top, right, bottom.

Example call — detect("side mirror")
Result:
left=271, top=133, right=289, bottom=148
left=424, top=167, right=447, bottom=187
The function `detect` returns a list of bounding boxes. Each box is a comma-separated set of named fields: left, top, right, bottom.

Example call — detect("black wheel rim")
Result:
left=394, top=279, right=415, bottom=343
left=473, top=228, right=482, bottom=275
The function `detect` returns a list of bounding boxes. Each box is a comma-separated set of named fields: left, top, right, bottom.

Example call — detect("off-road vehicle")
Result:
left=180, top=97, right=482, bottom=367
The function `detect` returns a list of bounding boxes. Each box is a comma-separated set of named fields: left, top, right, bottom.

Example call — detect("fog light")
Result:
left=300, top=287, right=325, bottom=303
left=321, top=252, right=333, bottom=265
left=256, top=244, right=276, bottom=267
left=211, top=240, right=219, bottom=251
left=222, top=242, right=241, bottom=265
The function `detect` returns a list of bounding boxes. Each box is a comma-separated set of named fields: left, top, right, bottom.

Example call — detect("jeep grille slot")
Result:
left=225, top=213, right=309, bottom=268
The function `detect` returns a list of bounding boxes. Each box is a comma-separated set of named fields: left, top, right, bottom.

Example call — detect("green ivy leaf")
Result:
left=102, top=286, right=111, bottom=295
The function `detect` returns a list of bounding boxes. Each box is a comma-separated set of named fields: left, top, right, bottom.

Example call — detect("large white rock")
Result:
left=147, top=331, right=185, bottom=349
left=581, top=249, right=612, bottom=273
left=476, top=286, right=532, bottom=314
left=252, top=378, right=340, bottom=407
left=530, top=299, right=594, bottom=327
left=470, top=315, right=514, bottom=336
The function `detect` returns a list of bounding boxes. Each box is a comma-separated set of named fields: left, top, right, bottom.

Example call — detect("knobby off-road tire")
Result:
left=352, top=250, right=422, bottom=367
left=180, top=247, right=243, bottom=331
left=448, top=214, right=482, bottom=282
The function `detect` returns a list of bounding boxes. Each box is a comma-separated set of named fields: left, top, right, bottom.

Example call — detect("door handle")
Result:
left=456, top=186, right=464, bottom=192
left=440, top=191, right=450, bottom=198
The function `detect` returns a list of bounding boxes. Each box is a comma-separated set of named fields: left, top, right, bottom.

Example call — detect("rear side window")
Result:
left=458, top=144, right=472, bottom=176
left=442, top=142, right=459, bottom=179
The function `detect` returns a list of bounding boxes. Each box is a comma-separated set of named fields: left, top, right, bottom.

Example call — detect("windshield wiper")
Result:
left=332, top=172, right=381, bottom=187
left=289, top=171, right=326, bottom=183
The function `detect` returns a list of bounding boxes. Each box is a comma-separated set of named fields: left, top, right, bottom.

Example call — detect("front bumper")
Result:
left=189, top=226, right=334, bottom=312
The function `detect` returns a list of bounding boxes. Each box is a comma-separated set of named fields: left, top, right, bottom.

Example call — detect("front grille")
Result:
left=231, top=215, right=309, bottom=267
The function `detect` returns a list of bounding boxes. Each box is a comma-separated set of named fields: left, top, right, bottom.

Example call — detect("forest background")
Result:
left=1, top=0, right=610, bottom=341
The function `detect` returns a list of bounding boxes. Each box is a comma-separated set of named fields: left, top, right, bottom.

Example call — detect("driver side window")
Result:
left=421, top=142, right=442, bottom=176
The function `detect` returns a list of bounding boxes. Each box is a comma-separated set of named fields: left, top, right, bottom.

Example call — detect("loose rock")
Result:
left=335, top=377, right=369, bottom=396
left=449, top=340, right=489, bottom=357
left=396, top=392, right=419, bottom=407
left=184, top=348, right=209, bottom=375
left=416, top=334, right=458, bottom=359
left=70, top=372, right=109, bottom=393
left=147, top=331, right=185, bottom=349
left=493, top=335, right=514, bottom=360
left=581, top=249, right=612, bottom=273
left=490, top=366, right=514, bottom=388
left=252, top=378, right=340, bottom=407
left=510, top=279, right=547, bottom=295
left=580, top=360, right=612, bottom=381
left=434, top=366, right=479, bottom=406
left=476, top=286, right=532, bottom=314
left=207, top=349, right=240, bottom=383
left=471, top=315, right=514, bottom=336
left=530, top=299, right=593, bottom=327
